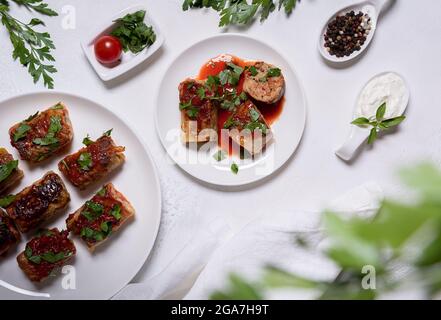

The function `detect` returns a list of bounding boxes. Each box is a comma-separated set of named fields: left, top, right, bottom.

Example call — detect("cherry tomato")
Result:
left=94, top=35, right=122, bottom=65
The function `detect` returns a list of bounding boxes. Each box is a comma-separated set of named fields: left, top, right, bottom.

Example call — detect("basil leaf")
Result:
left=77, top=152, right=92, bottom=171
left=368, top=128, right=378, bottom=145
left=376, top=102, right=387, bottom=121
left=28, top=255, right=41, bottom=264
left=13, top=124, right=31, bottom=142
left=351, top=117, right=370, bottom=126
left=381, top=116, right=406, bottom=128
left=0, top=160, right=18, bottom=183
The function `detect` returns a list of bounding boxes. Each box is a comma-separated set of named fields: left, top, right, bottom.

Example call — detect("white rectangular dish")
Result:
left=81, top=5, right=164, bottom=81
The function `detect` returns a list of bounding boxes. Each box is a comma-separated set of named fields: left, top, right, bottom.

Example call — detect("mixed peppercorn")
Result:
left=324, top=11, right=372, bottom=58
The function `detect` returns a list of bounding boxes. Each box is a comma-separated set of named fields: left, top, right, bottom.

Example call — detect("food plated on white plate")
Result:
left=178, top=54, right=286, bottom=173
left=156, top=34, right=306, bottom=186
left=0, top=92, right=161, bottom=298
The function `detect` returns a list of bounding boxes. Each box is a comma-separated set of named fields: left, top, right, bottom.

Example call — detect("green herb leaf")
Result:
left=40, top=251, right=71, bottom=263
left=381, top=116, right=406, bottom=129
left=367, top=128, right=377, bottom=145
left=13, top=123, right=31, bottom=142
left=103, top=129, right=113, bottom=137
left=110, top=204, right=122, bottom=220
left=197, top=87, right=206, bottom=100
left=186, top=107, right=199, bottom=119
left=249, top=65, right=258, bottom=76
left=267, top=68, right=281, bottom=77
left=376, top=102, right=387, bottom=121
left=33, top=115, right=61, bottom=146
left=86, top=200, right=104, bottom=214
left=351, top=117, right=370, bottom=126
left=0, top=160, right=18, bottom=183
left=0, top=195, right=15, bottom=208
left=0, top=3, right=58, bottom=88
left=82, top=135, right=94, bottom=146
left=231, top=162, right=239, bottom=175
left=213, top=150, right=227, bottom=162
left=111, top=10, right=156, bottom=54
left=77, top=152, right=92, bottom=171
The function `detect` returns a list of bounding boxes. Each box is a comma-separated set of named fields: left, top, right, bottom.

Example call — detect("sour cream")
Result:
left=355, top=72, right=408, bottom=119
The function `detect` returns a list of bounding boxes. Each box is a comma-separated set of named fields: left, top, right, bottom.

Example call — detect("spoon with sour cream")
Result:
left=319, top=0, right=390, bottom=63
left=335, top=72, right=410, bottom=161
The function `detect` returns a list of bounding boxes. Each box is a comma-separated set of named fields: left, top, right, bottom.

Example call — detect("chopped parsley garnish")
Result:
left=244, top=121, right=268, bottom=135
left=180, top=101, right=199, bottom=119
left=267, top=68, right=281, bottom=78
left=197, top=87, right=206, bottom=100
left=0, top=160, right=18, bottom=183
left=13, top=123, right=31, bottom=142
left=0, top=195, right=15, bottom=208
left=82, top=135, right=94, bottom=146
left=249, top=65, right=258, bottom=76
left=51, top=104, right=64, bottom=110
left=218, top=62, right=243, bottom=86
left=231, top=163, right=239, bottom=175
left=249, top=108, right=260, bottom=122
left=25, top=244, right=72, bottom=265
left=213, top=150, right=227, bottom=162
left=97, top=187, right=107, bottom=197
left=81, top=200, right=104, bottom=221
left=33, top=115, right=62, bottom=146
left=103, top=129, right=113, bottom=137
left=77, top=152, right=92, bottom=171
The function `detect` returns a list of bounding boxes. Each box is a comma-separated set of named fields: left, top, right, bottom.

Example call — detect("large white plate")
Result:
left=0, top=92, right=161, bottom=300
left=155, top=34, right=307, bottom=186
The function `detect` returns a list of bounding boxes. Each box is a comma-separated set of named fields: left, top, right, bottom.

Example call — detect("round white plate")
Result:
left=155, top=34, right=307, bottom=186
left=0, top=92, right=161, bottom=300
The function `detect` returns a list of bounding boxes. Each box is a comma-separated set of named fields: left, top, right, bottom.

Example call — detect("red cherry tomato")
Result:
left=94, top=35, right=122, bottom=65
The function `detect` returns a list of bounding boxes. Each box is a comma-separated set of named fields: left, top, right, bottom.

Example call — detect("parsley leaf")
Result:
left=111, top=10, right=156, bottom=54
left=0, top=160, right=18, bottom=183
left=183, top=0, right=299, bottom=27
left=110, top=204, right=122, bottom=220
left=82, top=135, right=94, bottom=146
left=267, top=67, right=281, bottom=77
left=33, top=115, right=62, bottom=146
left=0, top=1, right=58, bottom=88
left=13, top=123, right=31, bottom=142
left=213, top=150, right=227, bottom=162
left=231, top=162, right=239, bottom=175
left=77, top=152, right=92, bottom=171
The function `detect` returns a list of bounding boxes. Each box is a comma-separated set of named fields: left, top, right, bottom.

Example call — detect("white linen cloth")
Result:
left=113, top=182, right=383, bottom=300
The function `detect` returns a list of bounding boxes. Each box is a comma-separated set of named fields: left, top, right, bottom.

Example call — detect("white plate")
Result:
left=155, top=34, right=307, bottom=186
left=0, top=92, right=161, bottom=300
left=81, top=4, right=164, bottom=81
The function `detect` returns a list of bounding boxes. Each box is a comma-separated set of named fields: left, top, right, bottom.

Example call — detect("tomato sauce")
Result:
left=197, top=54, right=285, bottom=156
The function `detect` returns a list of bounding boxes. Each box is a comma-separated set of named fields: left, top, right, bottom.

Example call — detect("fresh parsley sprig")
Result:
left=351, top=103, right=406, bottom=145
left=0, top=0, right=58, bottom=88
left=182, top=0, right=298, bottom=27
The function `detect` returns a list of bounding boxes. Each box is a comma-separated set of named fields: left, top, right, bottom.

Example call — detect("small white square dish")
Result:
left=81, top=4, right=164, bottom=81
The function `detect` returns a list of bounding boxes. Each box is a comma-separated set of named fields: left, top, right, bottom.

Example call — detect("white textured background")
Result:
left=0, top=0, right=440, bottom=286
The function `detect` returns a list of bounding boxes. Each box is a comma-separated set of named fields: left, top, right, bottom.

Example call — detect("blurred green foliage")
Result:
left=211, top=163, right=441, bottom=300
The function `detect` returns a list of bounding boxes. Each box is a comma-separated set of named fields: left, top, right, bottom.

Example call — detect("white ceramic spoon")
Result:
left=335, top=72, right=410, bottom=161
left=318, top=0, right=389, bottom=63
